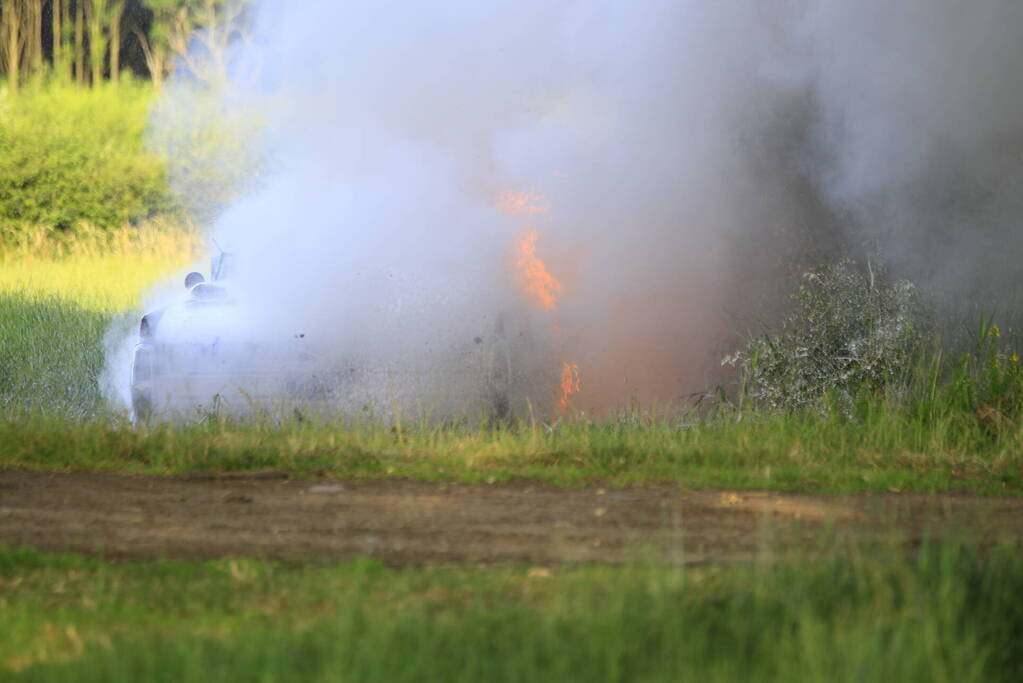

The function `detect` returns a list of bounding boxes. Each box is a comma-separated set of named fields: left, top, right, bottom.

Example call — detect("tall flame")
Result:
left=497, top=189, right=580, bottom=414
left=514, top=230, right=563, bottom=311
left=499, top=190, right=564, bottom=311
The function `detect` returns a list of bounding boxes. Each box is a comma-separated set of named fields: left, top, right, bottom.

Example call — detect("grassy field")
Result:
left=7, top=235, right=1023, bottom=682
left=1, top=229, right=1022, bottom=494
left=1, top=540, right=1021, bottom=682
left=0, top=225, right=197, bottom=418
left=1, top=100, right=1022, bottom=681
left=1, top=87, right=1022, bottom=679
left=0, top=84, right=1021, bottom=494
left=4, top=411, right=1022, bottom=494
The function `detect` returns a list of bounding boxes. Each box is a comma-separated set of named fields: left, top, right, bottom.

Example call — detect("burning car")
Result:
left=129, top=252, right=531, bottom=422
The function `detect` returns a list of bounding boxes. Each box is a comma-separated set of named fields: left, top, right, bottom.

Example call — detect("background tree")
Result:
left=85, top=0, right=108, bottom=85
left=74, top=0, right=84, bottom=85
left=0, top=0, right=248, bottom=92
left=168, top=0, right=248, bottom=85
left=107, top=0, right=124, bottom=82
left=51, top=0, right=63, bottom=80
left=134, top=0, right=182, bottom=90
left=136, top=0, right=248, bottom=89
left=1, top=0, right=28, bottom=92
left=26, top=0, right=43, bottom=75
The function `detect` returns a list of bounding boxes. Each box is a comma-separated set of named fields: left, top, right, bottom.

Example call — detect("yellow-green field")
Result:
left=0, top=226, right=195, bottom=418
left=0, top=225, right=197, bottom=311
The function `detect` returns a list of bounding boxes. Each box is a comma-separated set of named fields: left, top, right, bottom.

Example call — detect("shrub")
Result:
left=0, top=82, right=176, bottom=230
left=943, top=317, right=1023, bottom=430
left=725, top=258, right=929, bottom=412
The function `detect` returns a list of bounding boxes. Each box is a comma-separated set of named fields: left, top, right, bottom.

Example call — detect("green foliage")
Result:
left=0, top=83, right=176, bottom=229
left=1, top=541, right=1021, bottom=681
left=950, top=316, right=1023, bottom=418
left=728, top=259, right=929, bottom=412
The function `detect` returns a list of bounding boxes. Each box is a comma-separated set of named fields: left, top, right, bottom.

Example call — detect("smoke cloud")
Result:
left=109, top=0, right=1023, bottom=417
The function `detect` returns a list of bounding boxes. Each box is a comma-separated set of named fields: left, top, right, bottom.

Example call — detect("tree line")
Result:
left=0, top=0, right=247, bottom=92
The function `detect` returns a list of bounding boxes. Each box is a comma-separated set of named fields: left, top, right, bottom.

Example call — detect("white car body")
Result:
left=129, top=255, right=517, bottom=422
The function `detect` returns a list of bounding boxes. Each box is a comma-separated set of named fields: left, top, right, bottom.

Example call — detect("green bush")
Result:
left=0, top=82, right=175, bottom=229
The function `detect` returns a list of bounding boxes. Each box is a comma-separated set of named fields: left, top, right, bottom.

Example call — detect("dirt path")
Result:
left=1, top=470, right=1021, bottom=565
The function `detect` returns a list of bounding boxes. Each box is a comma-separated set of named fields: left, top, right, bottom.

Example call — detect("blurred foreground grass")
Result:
left=0, top=540, right=1020, bottom=682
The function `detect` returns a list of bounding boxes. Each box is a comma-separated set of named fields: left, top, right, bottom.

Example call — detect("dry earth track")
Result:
left=1, top=470, right=1021, bottom=565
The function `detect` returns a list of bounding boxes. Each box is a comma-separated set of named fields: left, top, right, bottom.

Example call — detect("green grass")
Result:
left=0, top=540, right=1019, bottom=681
left=1, top=413, right=1021, bottom=494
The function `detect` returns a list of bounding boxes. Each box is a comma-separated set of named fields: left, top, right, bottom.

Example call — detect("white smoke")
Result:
left=793, top=1, right=1023, bottom=297
left=106, top=0, right=1023, bottom=417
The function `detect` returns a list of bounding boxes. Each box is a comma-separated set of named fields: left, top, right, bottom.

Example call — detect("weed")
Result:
left=726, top=258, right=928, bottom=413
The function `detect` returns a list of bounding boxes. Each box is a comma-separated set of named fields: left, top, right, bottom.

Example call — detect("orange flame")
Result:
left=559, top=362, right=581, bottom=412
left=497, top=189, right=581, bottom=413
left=498, top=190, right=563, bottom=311
left=514, top=230, right=563, bottom=311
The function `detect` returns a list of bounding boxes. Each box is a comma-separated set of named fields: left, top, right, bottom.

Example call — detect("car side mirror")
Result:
left=185, top=272, right=206, bottom=289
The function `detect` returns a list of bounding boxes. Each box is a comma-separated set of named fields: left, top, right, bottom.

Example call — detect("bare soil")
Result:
left=1, top=470, right=1021, bottom=565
